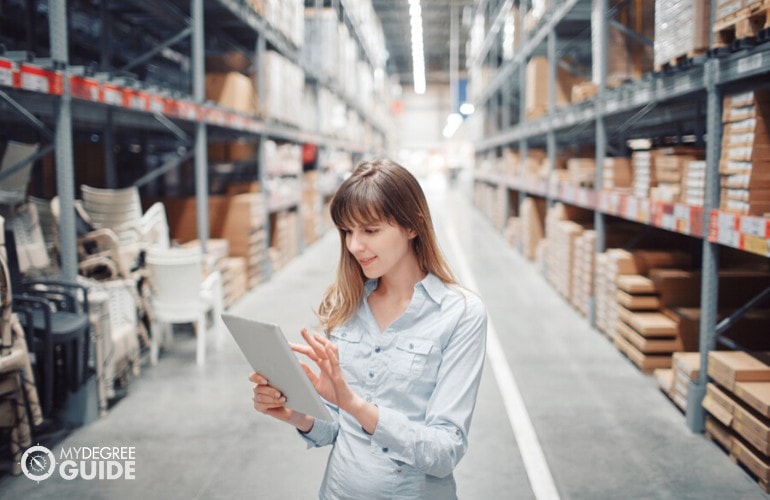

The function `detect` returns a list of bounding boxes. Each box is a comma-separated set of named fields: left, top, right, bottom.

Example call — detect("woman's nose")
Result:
left=347, top=232, right=363, bottom=252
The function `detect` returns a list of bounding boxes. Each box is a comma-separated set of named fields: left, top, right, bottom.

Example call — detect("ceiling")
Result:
left=372, top=0, right=476, bottom=87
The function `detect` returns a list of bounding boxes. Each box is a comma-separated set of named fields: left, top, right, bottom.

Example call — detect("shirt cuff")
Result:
left=297, top=418, right=333, bottom=448
left=370, top=406, right=413, bottom=462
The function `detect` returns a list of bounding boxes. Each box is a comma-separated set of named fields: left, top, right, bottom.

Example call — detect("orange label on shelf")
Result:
left=743, top=235, right=770, bottom=257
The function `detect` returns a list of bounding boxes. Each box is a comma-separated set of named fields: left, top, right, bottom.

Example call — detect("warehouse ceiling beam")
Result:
left=0, top=89, right=55, bottom=141
left=131, top=149, right=195, bottom=188
left=116, top=26, right=192, bottom=75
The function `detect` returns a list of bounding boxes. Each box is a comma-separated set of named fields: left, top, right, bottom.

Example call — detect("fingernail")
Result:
left=279, top=397, right=286, bottom=403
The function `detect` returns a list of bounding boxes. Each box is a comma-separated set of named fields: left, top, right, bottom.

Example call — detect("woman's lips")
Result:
left=359, top=257, right=376, bottom=267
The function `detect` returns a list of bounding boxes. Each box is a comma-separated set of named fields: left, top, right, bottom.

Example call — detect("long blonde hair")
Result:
left=317, top=159, right=455, bottom=333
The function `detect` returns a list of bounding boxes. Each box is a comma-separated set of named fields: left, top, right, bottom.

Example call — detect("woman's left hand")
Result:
left=291, top=329, right=357, bottom=412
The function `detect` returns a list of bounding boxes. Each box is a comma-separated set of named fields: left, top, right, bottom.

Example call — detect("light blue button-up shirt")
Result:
left=299, top=273, right=488, bottom=499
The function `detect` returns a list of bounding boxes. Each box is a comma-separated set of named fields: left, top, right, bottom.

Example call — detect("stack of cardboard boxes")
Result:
left=720, top=90, right=770, bottom=215
left=221, top=193, right=268, bottom=290
left=650, top=147, right=704, bottom=203
left=703, top=351, right=770, bottom=490
left=632, top=150, right=654, bottom=198
left=653, top=0, right=710, bottom=69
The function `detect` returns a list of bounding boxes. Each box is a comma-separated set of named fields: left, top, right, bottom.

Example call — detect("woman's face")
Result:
left=343, top=220, right=416, bottom=279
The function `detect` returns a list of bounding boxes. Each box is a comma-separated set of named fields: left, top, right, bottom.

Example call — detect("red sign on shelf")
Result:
left=147, top=94, right=166, bottom=114
left=19, top=64, right=62, bottom=95
left=101, top=83, right=123, bottom=106
left=70, top=76, right=100, bottom=102
left=0, top=58, right=17, bottom=88
left=123, top=89, right=148, bottom=111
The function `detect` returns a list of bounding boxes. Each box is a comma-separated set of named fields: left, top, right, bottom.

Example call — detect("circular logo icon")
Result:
left=20, top=445, right=56, bottom=482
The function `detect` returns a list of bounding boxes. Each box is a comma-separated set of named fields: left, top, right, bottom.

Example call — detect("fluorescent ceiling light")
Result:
left=409, top=0, right=425, bottom=94
left=442, top=112, right=463, bottom=138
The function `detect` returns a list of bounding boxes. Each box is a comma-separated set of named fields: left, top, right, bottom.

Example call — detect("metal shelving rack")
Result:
left=0, top=0, right=388, bottom=282
left=469, top=0, right=770, bottom=432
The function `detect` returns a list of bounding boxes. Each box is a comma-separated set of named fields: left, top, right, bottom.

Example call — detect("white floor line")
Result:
left=443, top=215, right=561, bottom=500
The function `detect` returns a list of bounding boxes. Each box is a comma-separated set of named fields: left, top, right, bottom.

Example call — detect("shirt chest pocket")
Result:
left=329, top=328, right=363, bottom=365
left=388, top=337, right=434, bottom=378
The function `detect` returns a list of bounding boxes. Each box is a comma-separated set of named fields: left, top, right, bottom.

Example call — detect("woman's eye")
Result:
left=365, top=228, right=379, bottom=234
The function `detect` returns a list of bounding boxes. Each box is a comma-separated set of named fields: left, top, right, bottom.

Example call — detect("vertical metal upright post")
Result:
left=192, top=0, right=209, bottom=251
left=518, top=1, right=529, bottom=255
left=49, top=1, right=77, bottom=282
left=546, top=28, right=557, bottom=209
left=590, top=0, right=609, bottom=327
left=101, top=0, right=117, bottom=189
left=256, top=34, right=271, bottom=280
left=688, top=1, right=722, bottom=431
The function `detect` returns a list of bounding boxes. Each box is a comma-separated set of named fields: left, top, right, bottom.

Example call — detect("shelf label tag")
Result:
left=737, top=54, right=763, bottom=74
left=0, top=59, right=15, bottom=87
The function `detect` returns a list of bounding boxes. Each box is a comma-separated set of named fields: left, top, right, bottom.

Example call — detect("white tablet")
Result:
left=222, top=313, right=333, bottom=421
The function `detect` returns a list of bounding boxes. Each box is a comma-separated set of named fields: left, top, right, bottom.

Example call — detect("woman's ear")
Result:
left=407, top=228, right=417, bottom=239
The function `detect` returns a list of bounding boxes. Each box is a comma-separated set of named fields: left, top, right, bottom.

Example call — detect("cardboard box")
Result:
left=616, top=275, right=657, bottom=294
left=205, top=72, right=258, bottom=115
left=624, top=311, right=679, bottom=337
left=705, top=415, right=734, bottom=450
left=617, top=320, right=681, bottom=353
left=703, top=382, right=737, bottom=426
left=732, top=437, right=770, bottom=482
left=708, top=351, right=770, bottom=392
left=616, top=289, right=661, bottom=310
left=733, top=403, right=770, bottom=455
left=735, top=382, right=770, bottom=419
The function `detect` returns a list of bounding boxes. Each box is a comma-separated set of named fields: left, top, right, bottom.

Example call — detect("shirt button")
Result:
left=368, top=372, right=374, bottom=378
left=409, top=343, right=414, bottom=349
left=374, top=346, right=381, bottom=353
left=341, top=333, right=347, bottom=338
left=382, top=447, right=388, bottom=453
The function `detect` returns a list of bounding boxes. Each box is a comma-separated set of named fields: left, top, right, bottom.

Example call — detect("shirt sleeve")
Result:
left=370, top=294, right=488, bottom=478
left=297, top=403, right=341, bottom=449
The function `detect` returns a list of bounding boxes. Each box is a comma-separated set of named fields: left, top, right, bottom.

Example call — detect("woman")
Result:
left=249, top=159, right=487, bottom=499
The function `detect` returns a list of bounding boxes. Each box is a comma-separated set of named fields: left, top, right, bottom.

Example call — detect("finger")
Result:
left=249, top=372, right=268, bottom=385
left=325, top=343, right=343, bottom=379
left=300, top=362, right=319, bottom=384
left=290, top=342, right=319, bottom=361
left=302, top=329, right=327, bottom=358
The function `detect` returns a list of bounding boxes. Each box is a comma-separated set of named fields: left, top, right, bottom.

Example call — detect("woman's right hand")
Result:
left=248, top=372, right=314, bottom=432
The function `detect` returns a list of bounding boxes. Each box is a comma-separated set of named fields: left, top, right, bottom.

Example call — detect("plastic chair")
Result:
left=81, top=278, right=142, bottom=414
left=6, top=203, right=51, bottom=274
left=0, top=141, right=38, bottom=205
left=146, top=246, right=224, bottom=366
left=0, top=223, right=42, bottom=474
left=80, top=185, right=143, bottom=234
left=5, top=230, right=91, bottom=418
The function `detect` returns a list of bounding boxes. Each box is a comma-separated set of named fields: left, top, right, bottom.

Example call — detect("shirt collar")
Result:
left=364, top=273, right=447, bottom=305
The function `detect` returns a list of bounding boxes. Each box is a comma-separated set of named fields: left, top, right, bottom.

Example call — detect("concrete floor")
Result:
left=1, top=177, right=767, bottom=499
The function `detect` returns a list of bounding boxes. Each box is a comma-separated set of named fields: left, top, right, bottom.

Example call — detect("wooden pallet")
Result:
left=713, top=1, right=770, bottom=48
left=653, top=50, right=708, bottom=73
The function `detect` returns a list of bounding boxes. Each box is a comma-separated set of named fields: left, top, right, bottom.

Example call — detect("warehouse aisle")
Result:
left=1, top=177, right=767, bottom=499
